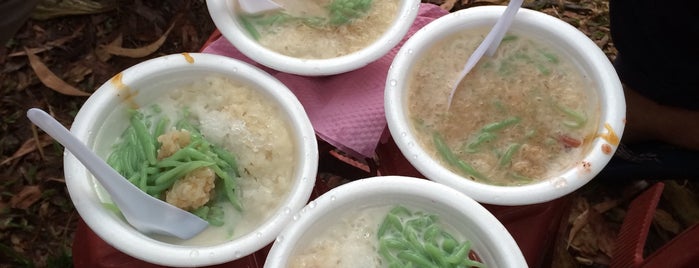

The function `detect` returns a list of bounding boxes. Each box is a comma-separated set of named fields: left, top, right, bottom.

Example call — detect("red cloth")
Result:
left=202, top=3, right=449, bottom=160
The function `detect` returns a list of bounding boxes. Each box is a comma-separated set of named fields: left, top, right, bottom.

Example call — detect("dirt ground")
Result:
left=1, top=1, right=215, bottom=266
left=1, top=0, right=697, bottom=267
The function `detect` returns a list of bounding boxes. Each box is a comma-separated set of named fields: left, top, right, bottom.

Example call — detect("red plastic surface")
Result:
left=611, top=182, right=699, bottom=268
left=610, top=182, right=665, bottom=268
left=72, top=136, right=569, bottom=268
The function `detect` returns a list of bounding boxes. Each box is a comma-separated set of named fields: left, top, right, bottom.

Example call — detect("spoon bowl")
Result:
left=27, top=108, right=208, bottom=239
left=447, top=0, right=523, bottom=108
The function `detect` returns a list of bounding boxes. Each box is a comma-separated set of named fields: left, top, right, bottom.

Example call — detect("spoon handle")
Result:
left=238, top=0, right=282, bottom=14
left=485, top=0, right=524, bottom=56
left=448, top=0, right=524, bottom=107
left=26, top=108, right=139, bottom=206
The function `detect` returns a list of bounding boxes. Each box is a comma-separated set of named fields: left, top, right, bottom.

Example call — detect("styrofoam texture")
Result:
left=63, top=53, right=318, bottom=267
left=384, top=6, right=625, bottom=205
left=264, top=176, right=527, bottom=267
left=207, top=0, right=421, bottom=76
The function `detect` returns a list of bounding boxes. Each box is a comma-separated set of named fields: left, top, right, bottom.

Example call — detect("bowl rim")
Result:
left=206, top=0, right=421, bottom=76
left=64, top=52, right=319, bottom=267
left=264, top=175, right=527, bottom=267
left=384, top=6, right=625, bottom=205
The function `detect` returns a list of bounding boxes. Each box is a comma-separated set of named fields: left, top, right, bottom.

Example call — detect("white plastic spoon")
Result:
left=27, top=108, right=208, bottom=239
left=238, top=0, right=282, bottom=14
left=447, top=0, right=524, bottom=109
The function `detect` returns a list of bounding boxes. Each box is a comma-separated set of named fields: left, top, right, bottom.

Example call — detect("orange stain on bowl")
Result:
left=599, top=123, right=620, bottom=146
left=182, top=52, right=195, bottom=64
left=111, top=72, right=139, bottom=109
left=580, top=161, right=592, bottom=173
left=601, top=143, right=613, bottom=155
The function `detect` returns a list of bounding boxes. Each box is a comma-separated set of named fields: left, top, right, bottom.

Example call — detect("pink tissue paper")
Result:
left=202, top=3, right=448, bottom=160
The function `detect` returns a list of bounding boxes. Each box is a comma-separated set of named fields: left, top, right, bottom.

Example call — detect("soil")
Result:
left=1, top=0, right=697, bottom=267
left=1, top=1, right=215, bottom=267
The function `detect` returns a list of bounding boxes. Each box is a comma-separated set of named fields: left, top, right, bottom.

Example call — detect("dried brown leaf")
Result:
left=31, top=0, right=117, bottom=20
left=592, top=198, right=619, bottom=213
left=24, top=47, right=91, bottom=97
left=102, top=22, right=175, bottom=58
left=10, top=186, right=42, bottom=209
left=654, top=208, right=681, bottom=234
left=663, top=180, right=699, bottom=226
left=0, top=134, right=54, bottom=165
left=8, top=24, right=85, bottom=57
left=39, top=202, right=51, bottom=218
left=569, top=204, right=618, bottom=263
left=593, top=220, right=617, bottom=258
left=440, top=0, right=458, bottom=10
left=65, top=63, right=93, bottom=84
left=568, top=208, right=590, bottom=248
left=95, top=34, right=123, bottom=62
left=9, top=47, right=47, bottom=58
left=574, top=256, right=594, bottom=266
left=570, top=196, right=590, bottom=219
left=46, top=177, right=66, bottom=183
left=568, top=197, right=618, bottom=251
left=30, top=118, right=46, bottom=159
left=570, top=228, right=599, bottom=257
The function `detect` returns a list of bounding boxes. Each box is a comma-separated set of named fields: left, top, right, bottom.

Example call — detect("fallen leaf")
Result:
left=569, top=208, right=618, bottom=260
left=9, top=47, right=48, bottom=58
left=33, top=24, right=47, bottom=34
left=566, top=194, right=620, bottom=266
left=595, top=34, right=610, bottom=49
left=654, top=208, right=681, bottom=234
left=0, top=134, right=54, bottom=165
left=24, top=47, right=91, bottom=96
left=39, top=202, right=51, bottom=218
left=10, top=186, right=42, bottom=209
left=31, top=0, right=117, bottom=20
left=568, top=208, right=590, bottom=248
left=440, top=0, right=458, bottom=10
left=9, top=24, right=85, bottom=57
left=592, top=214, right=617, bottom=258
left=30, top=119, right=46, bottom=159
left=95, top=34, right=123, bottom=62
left=65, top=62, right=93, bottom=84
left=593, top=198, right=619, bottom=213
left=570, top=231, right=600, bottom=259
left=46, top=177, right=66, bottom=183
left=568, top=197, right=590, bottom=222
left=102, top=22, right=175, bottom=58
left=663, top=180, right=699, bottom=226
left=574, top=256, right=594, bottom=266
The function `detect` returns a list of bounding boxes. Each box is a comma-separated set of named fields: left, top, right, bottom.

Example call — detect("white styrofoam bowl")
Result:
left=265, top=176, right=527, bottom=267
left=207, top=0, right=421, bottom=76
left=385, top=6, right=625, bottom=205
left=63, top=53, right=318, bottom=267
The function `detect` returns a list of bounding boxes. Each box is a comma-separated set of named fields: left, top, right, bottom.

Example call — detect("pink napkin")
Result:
left=203, top=3, right=448, bottom=160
